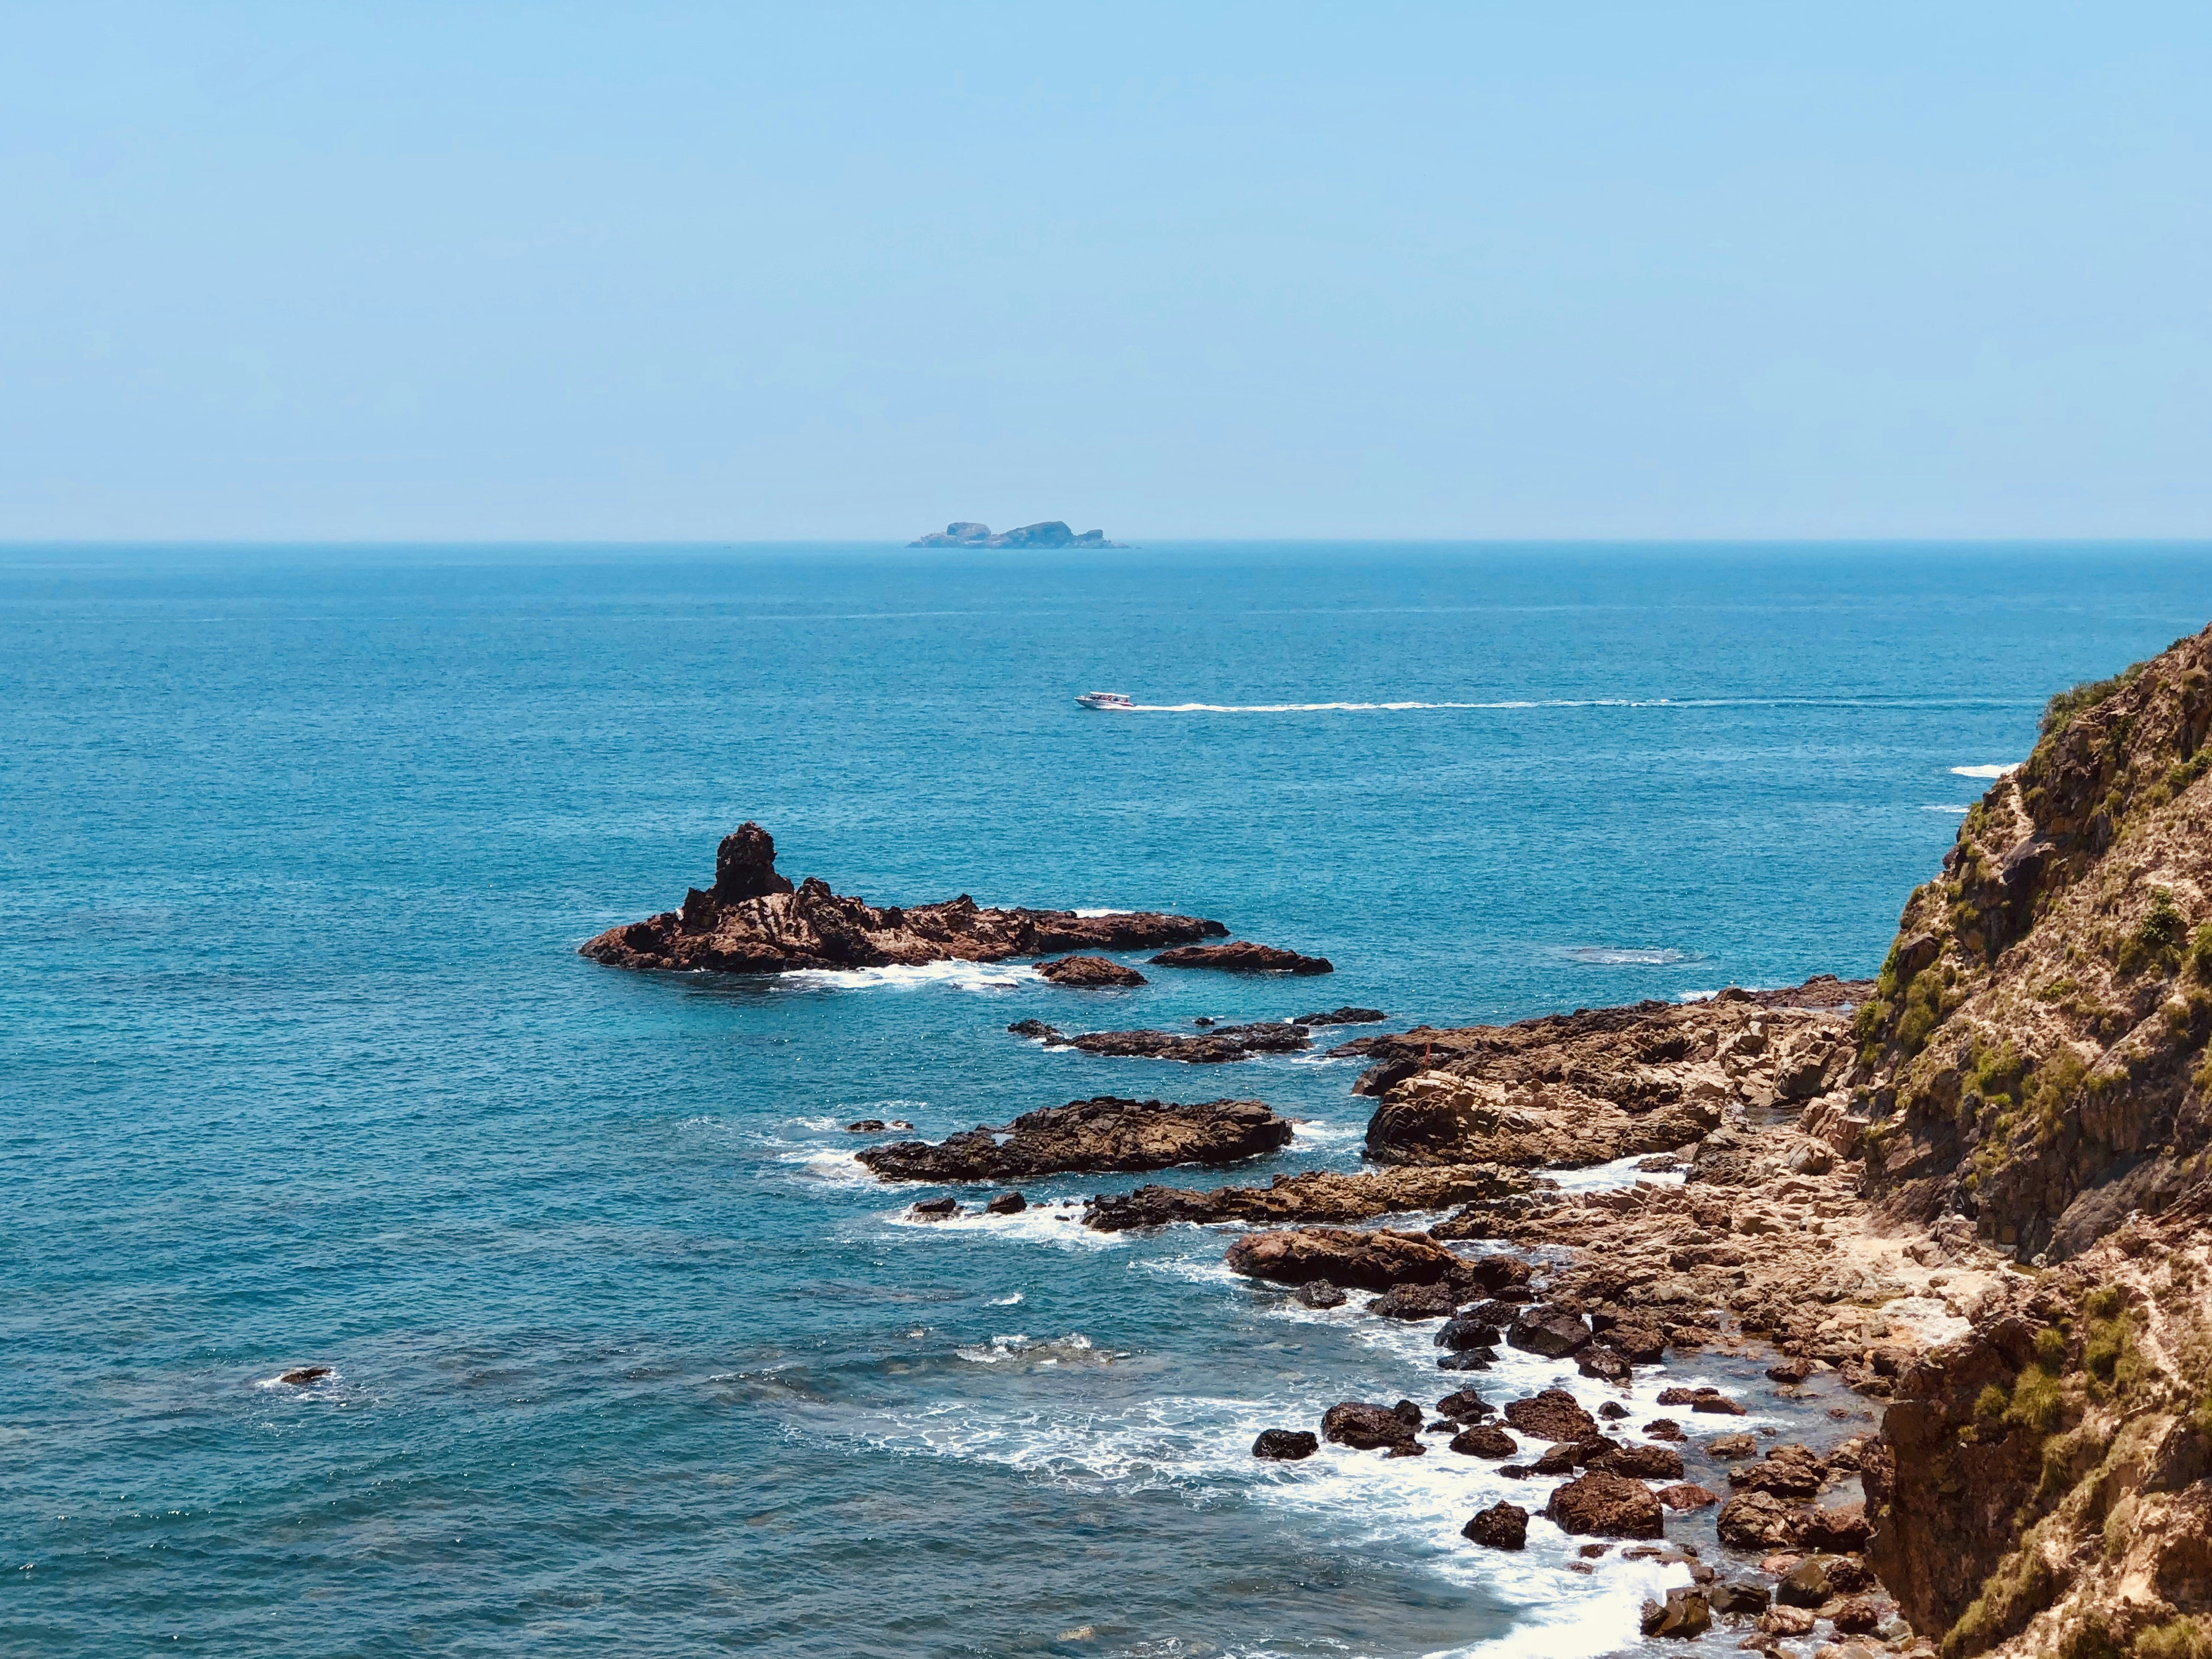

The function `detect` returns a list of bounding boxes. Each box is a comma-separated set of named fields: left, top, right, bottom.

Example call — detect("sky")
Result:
left=2, top=2, right=2208, bottom=542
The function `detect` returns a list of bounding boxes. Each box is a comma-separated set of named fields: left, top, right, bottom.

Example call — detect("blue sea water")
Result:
left=5, top=541, right=2210, bottom=1657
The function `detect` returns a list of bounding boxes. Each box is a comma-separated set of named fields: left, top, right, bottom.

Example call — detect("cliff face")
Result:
left=1850, top=625, right=2212, bottom=1657
left=1857, top=622, right=2212, bottom=1264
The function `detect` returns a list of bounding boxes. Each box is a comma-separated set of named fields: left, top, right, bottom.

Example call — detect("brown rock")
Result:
left=1462, top=1500, right=1528, bottom=1550
left=277, top=1366, right=332, bottom=1386
left=1546, top=1470, right=1665, bottom=1539
left=1656, top=1482, right=1721, bottom=1510
left=1507, top=1304, right=1593, bottom=1357
left=1450, top=1425, right=1518, bottom=1458
left=1225, top=1226, right=1466, bottom=1293
left=1085, top=1164, right=1531, bottom=1232
left=1432, top=1388, right=1494, bottom=1422
left=1645, top=1418, right=1685, bottom=1441
left=1599, top=1443, right=1686, bottom=1481
left=859, top=1097, right=1292, bottom=1181
left=1151, top=942, right=1333, bottom=975
left=1502, top=1389, right=1599, bottom=1443
left=1322, top=1402, right=1419, bottom=1452
left=984, top=1191, right=1028, bottom=1215
left=1252, top=1429, right=1318, bottom=1460
left=1059, top=1023, right=1312, bottom=1063
left=1035, top=954, right=1147, bottom=988
left=1367, top=1281, right=1461, bottom=1320
left=1640, top=1586, right=1712, bottom=1639
left=1706, top=1433, right=1758, bottom=1459
left=1829, top=1595, right=1886, bottom=1635
left=910, top=1197, right=959, bottom=1220
left=1729, top=1443, right=1827, bottom=1500
left=583, top=823, right=1226, bottom=973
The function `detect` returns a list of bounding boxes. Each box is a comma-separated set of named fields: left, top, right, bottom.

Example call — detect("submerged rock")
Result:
left=1150, top=942, right=1333, bottom=975
left=1052, top=1023, right=1312, bottom=1063
left=1035, top=955, right=1147, bottom=988
left=1294, top=1006, right=1386, bottom=1025
left=859, top=1097, right=1291, bottom=1182
left=277, top=1366, right=333, bottom=1386
left=582, top=823, right=1225, bottom=973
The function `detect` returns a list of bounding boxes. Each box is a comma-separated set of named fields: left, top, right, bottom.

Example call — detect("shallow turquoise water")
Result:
left=5, top=542, right=2208, bottom=1656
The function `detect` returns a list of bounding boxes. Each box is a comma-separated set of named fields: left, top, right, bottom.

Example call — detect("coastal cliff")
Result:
left=579, top=822, right=1223, bottom=971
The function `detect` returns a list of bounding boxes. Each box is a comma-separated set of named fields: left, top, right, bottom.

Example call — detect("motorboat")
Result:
left=1076, top=691, right=1134, bottom=710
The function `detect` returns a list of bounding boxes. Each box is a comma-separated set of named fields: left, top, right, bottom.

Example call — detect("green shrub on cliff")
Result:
left=2041, top=662, right=2148, bottom=739
left=2135, top=1617, right=2212, bottom=1659
left=2118, top=890, right=2188, bottom=978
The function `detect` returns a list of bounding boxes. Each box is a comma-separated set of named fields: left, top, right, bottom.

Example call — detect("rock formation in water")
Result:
left=1008, top=1020, right=1312, bottom=1063
left=1150, top=942, right=1334, bottom=975
left=1034, top=955, right=1147, bottom=988
left=1083, top=1163, right=1534, bottom=1232
left=579, top=823, right=1225, bottom=972
left=908, top=521, right=1125, bottom=549
left=854, top=1095, right=1291, bottom=1181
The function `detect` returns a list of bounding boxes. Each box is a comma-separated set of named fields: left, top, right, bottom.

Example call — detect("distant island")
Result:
left=908, top=520, right=1126, bottom=549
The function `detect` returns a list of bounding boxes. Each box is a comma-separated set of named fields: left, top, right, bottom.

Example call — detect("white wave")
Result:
left=784, top=1147, right=877, bottom=1187
left=1284, top=1117, right=1366, bottom=1147
left=1550, top=946, right=1695, bottom=967
left=955, top=1332, right=1104, bottom=1367
left=777, top=960, right=1037, bottom=993
left=990, top=1291, right=1024, bottom=1306
left=1674, top=989, right=1719, bottom=1003
left=1923, top=804, right=1971, bottom=814
left=1547, top=1152, right=1687, bottom=1193
left=882, top=1203, right=1127, bottom=1250
left=1072, top=907, right=1135, bottom=917
left=1950, top=763, right=2021, bottom=779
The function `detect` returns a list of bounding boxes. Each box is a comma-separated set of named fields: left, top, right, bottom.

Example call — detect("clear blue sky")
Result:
left=3, top=2, right=2207, bottom=541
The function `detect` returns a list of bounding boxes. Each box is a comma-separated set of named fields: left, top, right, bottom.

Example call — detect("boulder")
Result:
left=1794, top=1500, right=1871, bottom=1551
left=1058, top=1023, right=1313, bottom=1063
left=1765, top=1355, right=1815, bottom=1383
left=710, top=821, right=795, bottom=902
left=1252, top=1429, right=1318, bottom=1460
left=1658, top=1385, right=1746, bottom=1415
left=1450, top=1425, right=1519, bottom=1459
left=1295, top=1006, right=1387, bottom=1025
left=1829, top=1594, right=1886, bottom=1634
left=1656, top=1482, right=1721, bottom=1510
left=1546, top=1471, right=1665, bottom=1539
left=1716, top=1491, right=1795, bottom=1549
left=1607, top=1323, right=1667, bottom=1364
left=1502, top=1389, right=1599, bottom=1443
left=1708, top=1580, right=1770, bottom=1614
left=1007, top=1019, right=1060, bottom=1040
left=1640, top=1587, right=1711, bottom=1639
left=1576, top=1346, right=1632, bottom=1383
left=1321, top=1402, right=1419, bottom=1452
left=1462, top=1501, right=1529, bottom=1550
left=1706, top=1433, right=1758, bottom=1459
left=1035, top=955, right=1147, bottom=988
left=277, top=1366, right=332, bottom=1386
left=1150, top=942, right=1334, bottom=975
left=910, top=1197, right=959, bottom=1220
left=1367, top=1281, right=1462, bottom=1320
left=1776, top=1556, right=1832, bottom=1607
left=1599, top=1443, right=1686, bottom=1481
left=862, top=1096, right=1292, bottom=1182
left=1293, top=1279, right=1346, bottom=1309
left=1728, top=1443, right=1827, bottom=1500
left=1225, top=1226, right=1466, bottom=1292
left=1437, top=1351, right=1494, bottom=1372
left=1644, top=1418, right=1685, bottom=1441
left=1432, top=1388, right=1494, bottom=1422
left=1436, top=1315, right=1502, bottom=1351
left=1507, top=1305, right=1593, bottom=1358
left=984, top=1191, right=1028, bottom=1215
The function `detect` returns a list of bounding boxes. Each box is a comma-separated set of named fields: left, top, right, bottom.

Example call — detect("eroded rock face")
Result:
left=1035, top=955, right=1147, bottom=988
left=1151, top=942, right=1333, bottom=975
left=1084, top=1164, right=1531, bottom=1232
left=582, top=823, right=1227, bottom=972
left=857, top=1097, right=1291, bottom=1182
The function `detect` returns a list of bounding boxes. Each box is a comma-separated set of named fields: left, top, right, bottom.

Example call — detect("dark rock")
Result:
left=1252, top=1429, right=1318, bottom=1460
left=1793, top=1500, right=1871, bottom=1551
left=1294, top=1006, right=1386, bottom=1025
left=1765, top=1356, right=1815, bottom=1383
left=1728, top=1443, right=1826, bottom=1500
left=277, top=1366, right=332, bottom=1386
left=1577, top=1345, right=1632, bottom=1383
left=1704, top=1432, right=1757, bottom=1459
left=1450, top=1425, right=1518, bottom=1458
left=860, top=1096, right=1292, bottom=1182
left=1058, top=1023, right=1313, bottom=1063
left=1462, top=1501, right=1528, bottom=1550
left=1321, top=1402, right=1419, bottom=1452
left=846, top=1119, right=887, bottom=1132
left=1225, top=1226, right=1466, bottom=1292
left=1150, top=942, right=1333, bottom=976
left=1606, top=1323, right=1667, bottom=1364
left=1640, top=1587, right=1711, bottom=1639
left=1497, top=1463, right=1530, bottom=1478
left=1656, top=1482, right=1721, bottom=1510
left=1829, top=1594, right=1886, bottom=1634
left=1392, top=1400, right=1425, bottom=1430
left=1437, top=1351, right=1493, bottom=1371
left=1007, top=1019, right=1061, bottom=1040
left=1598, top=1401, right=1628, bottom=1420
left=1082, top=1164, right=1533, bottom=1232
left=1502, top=1389, right=1599, bottom=1443
left=1598, top=1443, right=1686, bottom=1481
left=1293, top=1278, right=1346, bottom=1309
left=984, top=1191, right=1028, bottom=1215
left=1036, top=955, right=1147, bottom=988
left=1367, top=1281, right=1461, bottom=1320
left=1776, top=1556, right=1832, bottom=1607
left=1708, top=1580, right=1769, bottom=1614
left=583, top=823, right=1223, bottom=973
left=1506, top=1304, right=1593, bottom=1358
left=910, top=1197, right=959, bottom=1219
left=1546, top=1471, right=1665, bottom=1539
left=1432, top=1388, right=1494, bottom=1422
left=1657, top=1385, right=1746, bottom=1415
left=1529, top=1442, right=1582, bottom=1475
left=1436, top=1315, right=1502, bottom=1351
left=1826, top=1557, right=1876, bottom=1593
left=1643, top=1418, right=1684, bottom=1441
left=1715, top=1491, right=1793, bottom=1549
left=1385, top=1442, right=1426, bottom=1457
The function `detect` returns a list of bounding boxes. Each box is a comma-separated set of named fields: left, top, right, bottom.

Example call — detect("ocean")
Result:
left=6, top=541, right=2209, bottom=1657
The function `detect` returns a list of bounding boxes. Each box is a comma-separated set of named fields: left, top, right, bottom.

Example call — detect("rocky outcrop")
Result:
left=1011, top=1021, right=1313, bottom=1063
left=1295, top=1006, right=1386, bottom=1025
left=1322, top=1401, right=1423, bottom=1452
left=1502, top=1389, right=1598, bottom=1443
left=1150, top=942, right=1334, bottom=975
left=581, top=823, right=1225, bottom=972
left=1085, top=1164, right=1532, bottom=1232
left=908, top=521, right=1123, bottom=549
left=1354, top=988, right=1860, bottom=1168
left=856, top=1097, right=1291, bottom=1181
left=1035, top=955, right=1147, bottom=988
left=1223, top=1226, right=1530, bottom=1299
